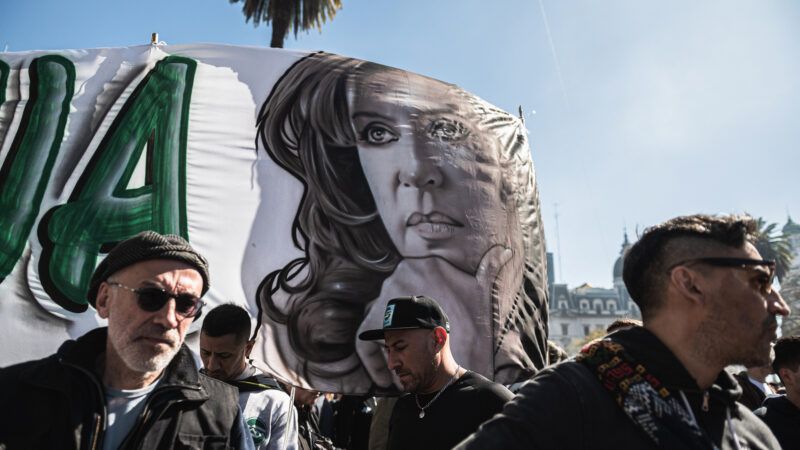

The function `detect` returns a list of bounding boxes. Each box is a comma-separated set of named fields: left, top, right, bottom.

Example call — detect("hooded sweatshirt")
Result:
left=455, top=326, right=781, bottom=450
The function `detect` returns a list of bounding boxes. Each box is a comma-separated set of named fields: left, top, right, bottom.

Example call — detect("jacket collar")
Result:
left=56, top=326, right=107, bottom=372
left=762, top=395, right=800, bottom=416
left=27, top=327, right=206, bottom=400
left=609, top=326, right=742, bottom=406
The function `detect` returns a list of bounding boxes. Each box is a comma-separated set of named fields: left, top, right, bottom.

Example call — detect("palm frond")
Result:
left=229, top=0, right=343, bottom=42
left=751, top=217, right=795, bottom=282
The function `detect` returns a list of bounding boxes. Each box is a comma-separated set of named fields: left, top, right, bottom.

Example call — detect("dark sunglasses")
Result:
left=106, top=281, right=205, bottom=318
left=667, top=257, right=776, bottom=292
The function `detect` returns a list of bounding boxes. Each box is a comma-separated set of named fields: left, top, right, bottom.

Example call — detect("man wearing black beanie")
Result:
left=0, top=231, right=253, bottom=449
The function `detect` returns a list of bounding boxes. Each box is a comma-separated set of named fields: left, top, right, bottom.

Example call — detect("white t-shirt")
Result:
left=103, top=380, right=160, bottom=450
left=235, top=366, right=298, bottom=450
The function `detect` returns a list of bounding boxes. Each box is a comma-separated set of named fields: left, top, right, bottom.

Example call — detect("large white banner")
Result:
left=0, top=44, right=549, bottom=394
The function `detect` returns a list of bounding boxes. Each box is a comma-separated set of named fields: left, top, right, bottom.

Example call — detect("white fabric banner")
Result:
left=0, top=44, right=549, bottom=393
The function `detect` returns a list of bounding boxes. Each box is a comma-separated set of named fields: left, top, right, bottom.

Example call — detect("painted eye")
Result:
left=429, top=119, right=469, bottom=141
left=361, top=123, right=399, bottom=145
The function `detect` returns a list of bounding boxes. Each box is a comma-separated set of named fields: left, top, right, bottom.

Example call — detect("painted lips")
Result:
left=407, top=212, right=463, bottom=240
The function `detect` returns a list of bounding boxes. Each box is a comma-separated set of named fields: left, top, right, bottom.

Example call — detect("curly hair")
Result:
left=253, top=53, right=400, bottom=380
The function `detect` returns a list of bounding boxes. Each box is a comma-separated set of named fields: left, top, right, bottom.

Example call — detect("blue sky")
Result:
left=3, top=0, right=799, bottom=287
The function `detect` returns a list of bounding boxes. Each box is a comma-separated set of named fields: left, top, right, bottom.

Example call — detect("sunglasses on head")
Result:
left=106, top=281, right=205, bottom=318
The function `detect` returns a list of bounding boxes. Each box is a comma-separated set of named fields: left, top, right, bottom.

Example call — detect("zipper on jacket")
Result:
left=119, top=401, right=153, bottom=450
left=702, top=391, right=710, bottom=412
left=118, top=389, right=164, bottom=450
left=61, top=359, right=108, bottom=450
left=118, top=384, right=202, bottom=450
left=90, top=414, right=102, bottom=450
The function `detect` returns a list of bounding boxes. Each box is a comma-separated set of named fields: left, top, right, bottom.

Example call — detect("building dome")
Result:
left=784, top=216, right=800, bottom=235
left=613, top=256, right=624, bottom=280
left=613, top=231, right=631, bottom=280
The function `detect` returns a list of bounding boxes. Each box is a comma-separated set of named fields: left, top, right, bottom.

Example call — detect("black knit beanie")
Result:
left=87, top=231, right=210, bottom=307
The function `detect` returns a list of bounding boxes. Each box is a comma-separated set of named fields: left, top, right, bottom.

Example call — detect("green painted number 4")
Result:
left=0, top=55, right=196, bottom=312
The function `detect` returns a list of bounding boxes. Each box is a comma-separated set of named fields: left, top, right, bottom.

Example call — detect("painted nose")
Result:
left=398, top=140, right=443, bottom=189
left=768, top=289, right=791, bottom=317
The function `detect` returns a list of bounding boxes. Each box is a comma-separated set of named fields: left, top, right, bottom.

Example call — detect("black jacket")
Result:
left=455, top=327, right=781, bottom=450
left=732, top=370, right=772, bottom=411
left=0, top=327, right=249, bottom=450
left=755, top=395, right=800, bottom=450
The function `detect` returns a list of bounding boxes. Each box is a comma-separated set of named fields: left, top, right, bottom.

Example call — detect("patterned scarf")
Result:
left=577, top=339, right=718, bottom=450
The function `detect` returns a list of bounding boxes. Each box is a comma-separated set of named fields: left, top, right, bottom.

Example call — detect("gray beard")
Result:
left=109, top=331, right=181, bottom=374
left=123, top=345, right=179, bottom=373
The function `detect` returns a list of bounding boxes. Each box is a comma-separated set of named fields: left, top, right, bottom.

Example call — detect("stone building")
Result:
left=547, top=217, right=800, bottom=350
left=780, top=216, right=800, bottom=336
left=547, top=232, right=640, bottom=351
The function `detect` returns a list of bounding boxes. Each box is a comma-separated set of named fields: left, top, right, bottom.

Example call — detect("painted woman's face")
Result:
left=348, top=68, right=517, bottom=274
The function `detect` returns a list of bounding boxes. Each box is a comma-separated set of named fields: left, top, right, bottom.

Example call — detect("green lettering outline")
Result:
left=38, top=56, right=196, bottom=311
left=0, top=56, right=75, bottom=282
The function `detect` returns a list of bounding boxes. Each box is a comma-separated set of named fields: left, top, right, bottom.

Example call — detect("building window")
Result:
left=593, top=299, right=603, bottom=314
left=607, top=301, right=617, bottom=313
left=561, top=324, right=569, bottom=335
left=558, top=301, right=568, bottom=310
left=583, top=325, right=590, bottom=336
left=580, top=300, right=589, bottom=311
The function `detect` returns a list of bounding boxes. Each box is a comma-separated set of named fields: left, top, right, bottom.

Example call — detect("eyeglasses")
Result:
left=667, top=257, right=776, bottom=294
left=106, top=281, right=205, bottom=318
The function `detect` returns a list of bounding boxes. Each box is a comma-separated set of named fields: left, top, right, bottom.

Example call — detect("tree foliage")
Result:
left=229, top=0, right=343, bottom=48
left=779, top=271, right=800, bottom=336
left=567, top=328, right=607, bottom=355
left=751, top=217, right=795, bottom=283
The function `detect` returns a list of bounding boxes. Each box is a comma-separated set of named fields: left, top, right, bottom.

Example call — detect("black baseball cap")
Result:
left=358, top=295, right=450, bottom=341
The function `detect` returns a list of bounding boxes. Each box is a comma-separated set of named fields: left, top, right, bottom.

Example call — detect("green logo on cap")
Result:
left=383, top=304, right=396, bottom=327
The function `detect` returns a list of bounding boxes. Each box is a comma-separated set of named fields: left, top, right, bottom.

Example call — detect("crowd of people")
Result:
left=0, top=213, right=798, bottom=449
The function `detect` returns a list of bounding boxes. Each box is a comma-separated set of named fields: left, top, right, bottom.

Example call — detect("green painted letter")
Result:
left=38, top=56, right=196, bottom=312
left=0, top=56, right=74, bottom=281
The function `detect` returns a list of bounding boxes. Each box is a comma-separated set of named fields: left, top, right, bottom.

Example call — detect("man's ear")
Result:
left=432, top=327, right=448, bottom=352
left=96, top=282, right=111, bottom=319
left=778, top=367, right=794, bottom=388
left=669, top=266, right=705, bottom=305
left=245, top=339, right=256, bottom=358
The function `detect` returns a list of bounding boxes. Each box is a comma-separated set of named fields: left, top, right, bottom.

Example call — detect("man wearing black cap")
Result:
left=359, top=295, right=513, bottom=450
left=0, top=231, right=252, bottom=449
